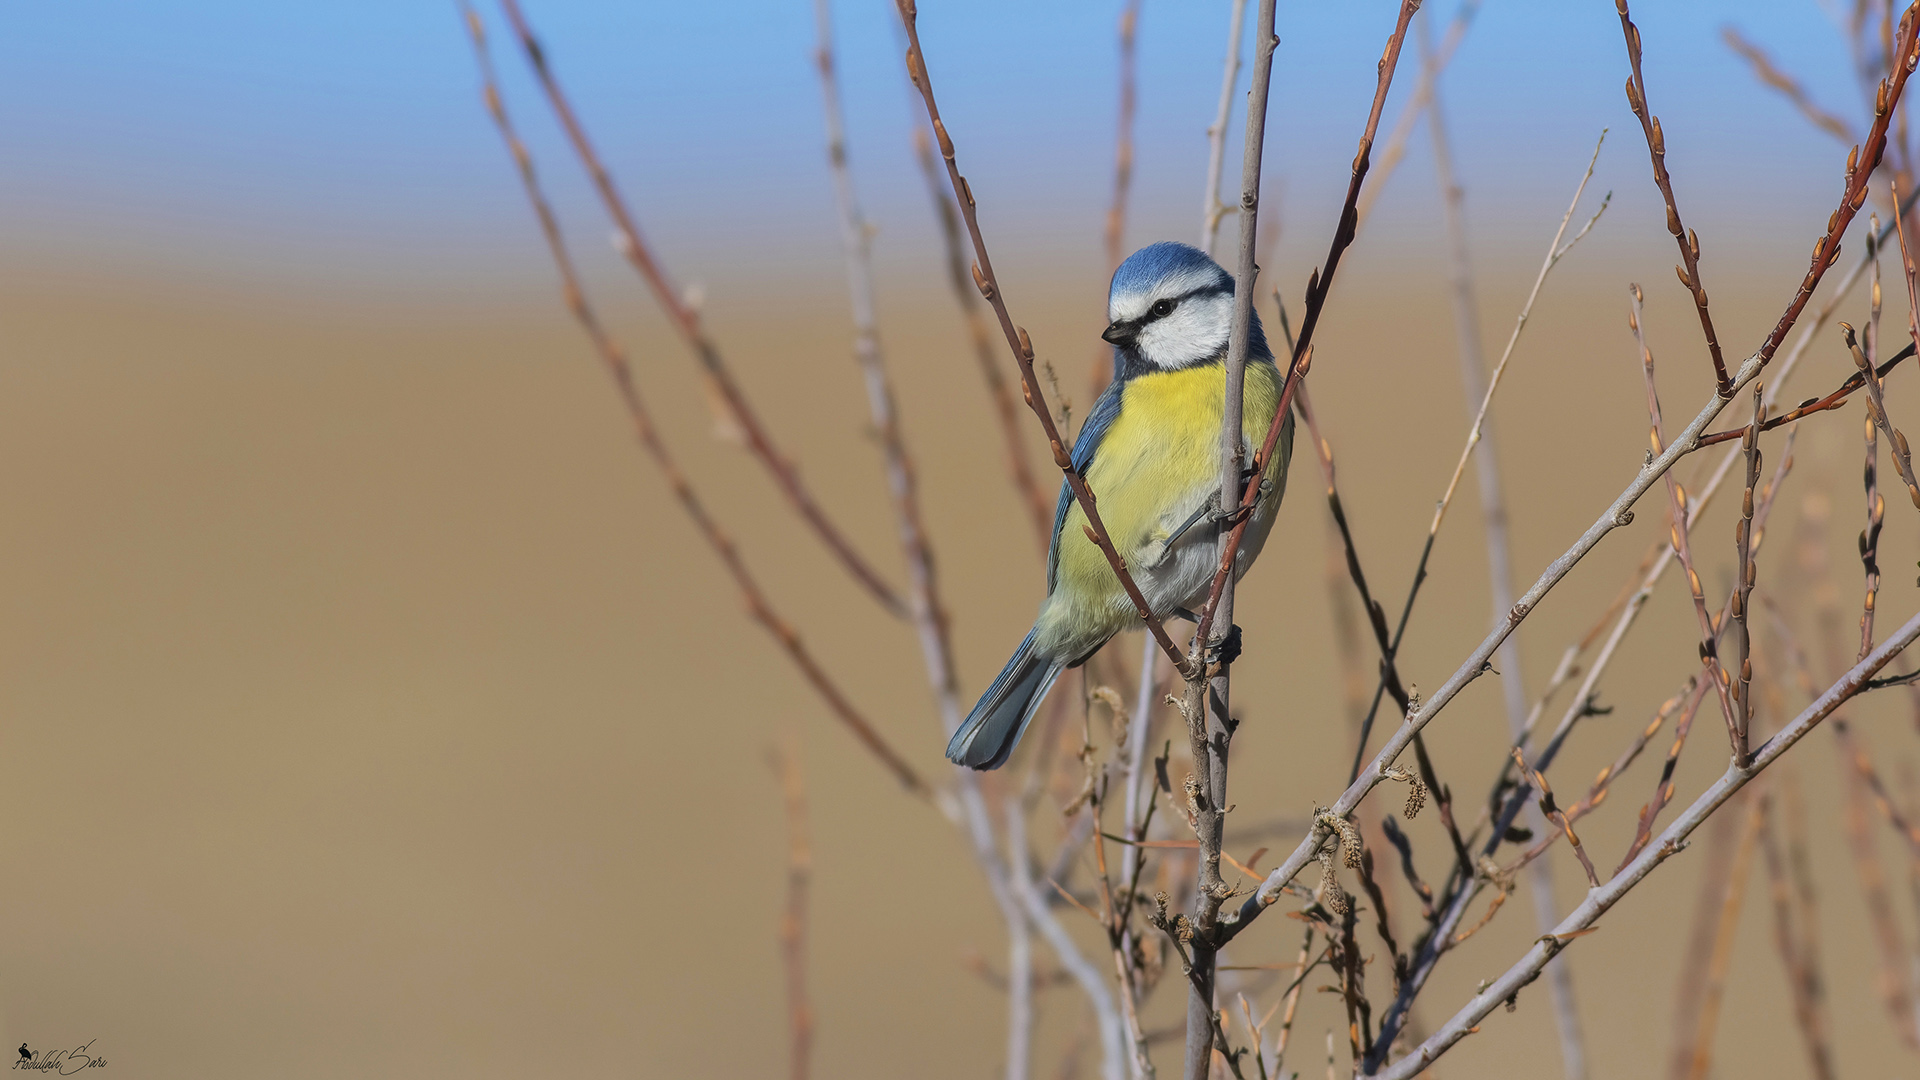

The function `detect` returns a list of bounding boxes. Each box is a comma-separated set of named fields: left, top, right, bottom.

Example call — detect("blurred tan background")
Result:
left=4, top=2, right=1920, bottom=1078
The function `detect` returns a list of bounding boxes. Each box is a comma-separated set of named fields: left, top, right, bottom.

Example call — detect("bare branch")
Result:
left=1092, top=0, right=1143, bottom=403
left=894, top=0, right=1193, bottom=678
left=769, top=742, right=815, bottom=1080
left=1375, top=609, right=1920, bottom=1079
left=1354, top=0, right=1483, bottom=230
left=1634, top=284, right=1745, bottom=764
left=460, top=4, right=926, bottom=796
left=497, top=0, right=908, bottom=617
left=912, top=129, right=1053, bottom=552
left=1617, top=0, right=1731, bottom=395
left=1680, top=793, right=1765, bottom=1080
left=1723, top=26, right=1858, bottom=144
left=1200, top=0, right=1251, bottom=256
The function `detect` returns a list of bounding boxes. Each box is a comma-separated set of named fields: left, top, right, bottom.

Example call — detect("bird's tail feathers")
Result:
left=946, top=630, right=1064, bottom=770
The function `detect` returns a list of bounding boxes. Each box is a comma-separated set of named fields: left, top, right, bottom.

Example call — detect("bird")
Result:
left=946, top=241, right=1295, bottom=769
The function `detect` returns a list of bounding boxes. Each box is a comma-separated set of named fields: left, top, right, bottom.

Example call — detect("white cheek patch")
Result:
left=1109, top=265, right=1228, bottom=323
left=1137, top=294, right=1232, bottom=368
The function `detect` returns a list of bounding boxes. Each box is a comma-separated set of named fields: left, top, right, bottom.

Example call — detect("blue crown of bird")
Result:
left=946, top=241, right=1295, bottom=769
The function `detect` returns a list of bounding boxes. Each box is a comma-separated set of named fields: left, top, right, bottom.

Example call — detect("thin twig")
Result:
left=1230, top=11, right=1917, bottom=957
left=1682, top=791, right=1765, bottom=1080
left=1182, top=2, right=1282, bottom=1074
left=461, top=5, right=926, bottom=796
left=895, top=0, right=1192, bottom=679
left=1666, top=807, right=1736, bottom=1080
left=813, top=0, right=962, bottom=743
left=1617, top=665, right=1715, bottom=873
left=1503, top=677, right=1698, bottom=877
left=497, top=0, right=908, bottom=617
left=1634, top=283, right=1744, bottom=764
left=1773, top=600, right=1920, bottom=1049
left=1010, top=797, right=1128, bottom=1080
left=1618, top=0, right=1730, bottom=395
left=1194, top=0, right=1424, bottom=713
left=1353, top=0, right=1483, bottom=229
left=1722, top=26, right=1857, bottom=145
left=1092, top=0, right=1142, bottom=402
left=1431, top=133, right=1608, bottom=542
left=1696, top=339, right=1916, bottom=447
left=769, top=742, right=814, bottom=1080
left=1200, top=0, right=1251, bottom=256
left=1731, top=381, right=1764, bottom=757
left=912, top=128, right=1053, bottom=551
left=1757, top=790, right=1837, bottom=1080
left=1420, top=52, right=1594, bottom=1056
left=1510, top=748, right=1598, bottom=887
left=1349, top=135, right=1608, bottom=781
left=1843, top=320, right=1920, bottom=509
left=1373, top=609, right=1920, bottom=1079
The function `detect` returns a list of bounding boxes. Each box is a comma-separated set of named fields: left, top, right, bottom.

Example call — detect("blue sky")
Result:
left=0, top=2, right=1880, bottom=300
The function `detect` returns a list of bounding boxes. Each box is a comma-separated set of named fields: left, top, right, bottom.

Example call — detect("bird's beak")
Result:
left=1101, top=321, right=1133, bottom=345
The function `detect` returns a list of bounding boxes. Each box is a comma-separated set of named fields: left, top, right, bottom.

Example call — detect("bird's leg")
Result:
left=1163, top=478, right=1268, bottom=554
left=1162, top=497, right=1219, bottom=550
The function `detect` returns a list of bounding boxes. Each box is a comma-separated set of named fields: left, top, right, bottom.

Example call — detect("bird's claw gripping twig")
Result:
left=1206, top=624, right=1243, bottom=666
left=1163, top=476, right=1269, bottom=552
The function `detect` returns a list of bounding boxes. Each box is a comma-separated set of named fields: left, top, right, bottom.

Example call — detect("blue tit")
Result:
left=947, top=241, right=1295, bottom=769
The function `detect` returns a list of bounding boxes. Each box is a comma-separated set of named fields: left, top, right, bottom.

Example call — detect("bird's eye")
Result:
left=1150, top=299, right=1176, bottom=318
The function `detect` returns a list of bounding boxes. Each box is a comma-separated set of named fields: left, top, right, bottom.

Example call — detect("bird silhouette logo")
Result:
left=16, top=1043, right=31, bottom=1062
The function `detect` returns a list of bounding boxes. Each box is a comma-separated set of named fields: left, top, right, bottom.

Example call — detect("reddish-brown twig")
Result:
left=1754, top=8, right=1920, bottom=375
left=460, top=5, right=926, bottom=796
left=1664, top=805, right=1733, bottom=1080
left=1843, top=320, right=1920, bottom=508
left=1731, top=380, right=1764, bottom=757
left=1256, top=29, right=1920, bottom=1050
left=1757, top=792, right=1837, bottom=1080
left=1510, top=748, right=1597, bottom=887
left=1833, top=720, right=1920, bottom=1047
left=1504, top=678, right=1696, bottom=877
left=1895, top=177, right=1920, bottom=352
left=1353, top=0, right=1483, bottom=229
left=813, top=0, right=963, bottom=743
left=1194, top=0, right=1423, bottom=660
left=1376, top=609, right=1920, bottom=1079
left=894, top=0, right=1192, bottom=679
left=1722, top=26, right=1858, bottom=145
left=1695, top=338, right=1916, bottom=447
left=1617, top=674, right=1715, bottom=874
left=495, top=0, right=907, bottom=618
left=768, top=742, right=814, bottom=1080
left=1618, top=0, right=1731, bottom=396
left=1768, top=593, right=1920, bottom=1052
left=1681, top=792, right=1765, bottom=1080
left=1633, top=282, right=1743, bottom=763
left=909, top=129, right=1052, bottom=552
left=1343, top=134, right=1607, bottom=800
left=1543, top=427, right=1794, bottom=880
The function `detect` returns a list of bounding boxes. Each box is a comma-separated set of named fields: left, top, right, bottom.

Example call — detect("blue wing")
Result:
left=1046, top=379, right=1126, bottom=593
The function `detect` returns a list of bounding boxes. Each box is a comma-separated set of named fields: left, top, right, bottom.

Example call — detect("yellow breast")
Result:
left=1048, top=360, right=1284, bottom=643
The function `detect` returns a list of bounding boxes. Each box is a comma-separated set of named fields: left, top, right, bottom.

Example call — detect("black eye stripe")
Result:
left=1134, top=284, right=1229, bottom=329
